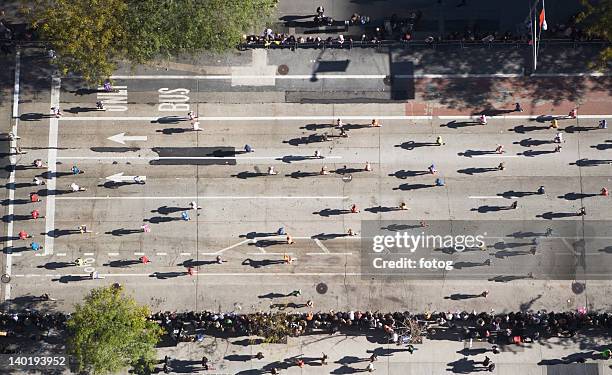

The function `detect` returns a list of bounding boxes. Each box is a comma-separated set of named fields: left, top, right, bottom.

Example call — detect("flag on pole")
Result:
left=539, top=9, right=547, bottom=31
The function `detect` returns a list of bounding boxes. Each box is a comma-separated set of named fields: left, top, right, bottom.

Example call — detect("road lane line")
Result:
left=83, top=252, right=94, bottom=256
left=306, top=252, right=353, bottom=255
left=4, top=50, right=21, bottom=303
left=55, top=196, right=348, bottom=200
left=56, top=156, right=343, bottom=160
left=44, top=76, right=61, bottom=256
left=314, top=239, right=330, bottom=253
left=179, top=252, right=191, bottom=256
left=60, top=115, right=433, bottom=121
left=56, top=253, right=66, bottom=256
left=108, top=252, right=119, bottom=256
left=134, top=252, right=145, bottom=256
left=109, top=72, right=610, bottom=79
left=156, top=252, right=167, bottom=256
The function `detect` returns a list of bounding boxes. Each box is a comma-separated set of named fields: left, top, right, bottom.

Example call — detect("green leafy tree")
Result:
left=576, top=0, right=612, bottom=68
left=23, top=0, right=277, bottom=82
left=67, top=285, right=163, bottom=375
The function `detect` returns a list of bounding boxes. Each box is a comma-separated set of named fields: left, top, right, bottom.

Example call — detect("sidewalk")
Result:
left=152, top=331, right=612, bottom=374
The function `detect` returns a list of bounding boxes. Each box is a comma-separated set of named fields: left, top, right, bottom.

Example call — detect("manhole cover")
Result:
left=383, top=75, right=392, bottom=86
left=277, top=65, right=289, bottom=75
left=1, top=274, right=10, bottom=283
left=572, top=282, right=585, bottom=294
left=316, top=283, right=328, bottom=294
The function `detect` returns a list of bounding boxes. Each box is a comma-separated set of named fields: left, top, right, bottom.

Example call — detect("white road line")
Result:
left=471, top=155, right=521, bottom=158
left=247, top=253, right=293, bottom=255
left=156, top=252, right=168, bottom=256
left=109, top=72, right=610, bottom=79
left=206, top=239, right=253, bottom=255
left=306, top=252, right=353, bottom=255
left=314, top=239, right=330, bottom=253
left=44, top=76, right=61, bottom=256
left=108, top=252, right=119, bottom=256
left=134, top=252, right=145, bottom=256
left=55, top=196, right=348, bottom=200
left=60, top=115, right=432, bottom=121
left=56, top=156, right=343, bottom=160
left=83, top=252, right=94, bottom=256
left=56, top=253, right=66, bottom=256
left=179, top=252, right=191, bottom=256
left=438, top=115, right=612, bottom=120
left=4, top=50, right=21, bottom=303
left=468, top=196, right=505, bottom=199
left=35, top=253, right=44, bottom=257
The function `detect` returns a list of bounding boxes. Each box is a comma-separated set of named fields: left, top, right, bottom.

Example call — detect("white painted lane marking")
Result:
left=106, top=172, right=146, bottom=183
left=471, top=155, right=521, bottom=158
left=206, top=239, right=252, bottom=255
left=44, top=76, right=61, bottom=256
left=59, top=115, right=432, bottom=121
left=134, top=252, right=145, bottom=256
left=247, top=253, right=293, bottom=255
left=55, top=196, right=348, bottom=200
left=108, top=252, right=119, bottom=256
left=438, top=115, right=612, bottom=120
left=314, top=239, right=330, bottom=253
left=179, top=252, right=191, bottom=256
left=109, top=72, right=610, bottom=79
left=56, top=156, right=342, bottom=161
left=83, top=253, right=94, bottom=256
left=56, top=253, right=66, bottom=256
left=4, top=50, right=21, bottom=303
left=107, top=132, right=148, bottom=144
left=306, top=252, right=353, bottom=255
left=156, top=252, right=167, bottom=256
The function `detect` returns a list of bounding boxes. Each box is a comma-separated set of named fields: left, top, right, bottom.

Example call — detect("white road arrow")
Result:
left=107, top=132, right=148, bottom=145
left=105, top=172, right=146, bottom=183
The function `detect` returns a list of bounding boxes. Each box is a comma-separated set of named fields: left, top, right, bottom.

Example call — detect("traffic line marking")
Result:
left=109, top=72, right=610, bottom=80
left=83, top=253, right=94, bottom=256
left=108, top=252, right=119, bottom=256
left=314, top=239, right=330, bottom=253
left=56, top=253, right=66, bottom=256
left=44, top=76, right=61, bottom=256
left=134, top=252, right=145, bottom=256
left=180, top=252, right=191, bottom=256
left=11, top=253, right=21, bottom=257
left=56, top=156, right=342, bottom=161
left=156, top=252, right=168, bottom=256
left=4, top=50, right=21, bottom=302
left=55, top=196, right=348, bottom=200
